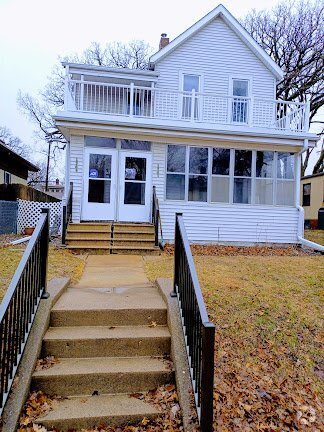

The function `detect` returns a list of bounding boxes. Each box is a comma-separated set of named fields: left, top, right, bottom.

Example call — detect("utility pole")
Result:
left=45, top=140, right=51, bottom=192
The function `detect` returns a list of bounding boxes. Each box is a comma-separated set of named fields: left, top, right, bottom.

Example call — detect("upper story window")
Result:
left=302, top=183, right=311, bottom=206
left=232, top=79, right=250, bottom=124
left=182, top=74, right=200, bottom=120
left=4, top=171, right=11, bottom=185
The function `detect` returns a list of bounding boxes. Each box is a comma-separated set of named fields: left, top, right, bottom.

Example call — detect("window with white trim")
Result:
left=166, top=145, right=186, bottom=200
left=188, top=147, right=208, bottom=202
left=165, top=146, right=296, bottom=207
left=182, top=74, right=200, bottom=120
left=276, top=152, right=295, bottom=206
left=255, top=151, right=274, bottom=205
left=4, top=171, right=11, bottom=185
left=233, top=150, right=252, bottom=204
left=211, top=148, right=230, bottom=203
left=232, top=79, right=249, bottom=123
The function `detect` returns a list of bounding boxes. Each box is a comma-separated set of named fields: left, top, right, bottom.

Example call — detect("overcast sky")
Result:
left=0, top=0, right=322, bottom=175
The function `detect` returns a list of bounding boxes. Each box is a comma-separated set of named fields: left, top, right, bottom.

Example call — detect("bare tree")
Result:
left=18, top=40, right=153, bottom=173
left=243, top=0, right=324, bottom=174
left=0, top=126, right=30, bottom=158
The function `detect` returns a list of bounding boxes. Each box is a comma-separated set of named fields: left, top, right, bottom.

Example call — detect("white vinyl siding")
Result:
left=152, top=142, right=299, bottom=244
left=69, top=134, right=85, bottom=222
left=155, top=16, right=275, bottom=101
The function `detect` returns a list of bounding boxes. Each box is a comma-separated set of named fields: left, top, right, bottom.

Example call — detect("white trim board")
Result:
left=149, top=4, right=284, bottom=81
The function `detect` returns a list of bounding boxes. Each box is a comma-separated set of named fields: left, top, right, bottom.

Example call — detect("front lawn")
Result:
left=145, top=253, right=324, bottom=430
left=0, top=241, right=85, bottom=303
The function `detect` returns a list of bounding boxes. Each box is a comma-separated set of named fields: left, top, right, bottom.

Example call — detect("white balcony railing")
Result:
left=65, top=79, right=309, bottom=133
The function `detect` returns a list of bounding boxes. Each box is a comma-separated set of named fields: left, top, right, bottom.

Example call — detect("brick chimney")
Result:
left=56, top=178, right=59, bottom=185
left=159, top=33, right=169, bottom=50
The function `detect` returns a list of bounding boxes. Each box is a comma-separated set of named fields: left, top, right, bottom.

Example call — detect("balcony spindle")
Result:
left=129, top=83, right=134, bottom=117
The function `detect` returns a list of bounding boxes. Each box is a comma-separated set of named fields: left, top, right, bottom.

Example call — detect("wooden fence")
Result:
left=0, top=184, right=60, bottom=203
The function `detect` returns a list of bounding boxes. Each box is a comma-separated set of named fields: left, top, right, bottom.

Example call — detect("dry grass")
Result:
left=145, top=254, right=324, bottom=430
left=0, top=244, right=85, bottom=303
left=305, top=229, right=324, bottom=246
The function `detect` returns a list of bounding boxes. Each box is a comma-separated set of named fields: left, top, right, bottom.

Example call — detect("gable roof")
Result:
left=0, top=139, right=39, bottom=173
left=150, top=4, right=284, bottom=81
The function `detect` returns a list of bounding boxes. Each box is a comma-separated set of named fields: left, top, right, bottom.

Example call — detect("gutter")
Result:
left=296, top=139, right=324, bottom=253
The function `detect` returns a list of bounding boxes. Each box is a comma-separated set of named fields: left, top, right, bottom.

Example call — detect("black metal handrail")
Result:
left=0, top=208, right=50, bottom=414
left=62, top=182, right=73, bottom=245
left=172, top=212, right=215, bottom=431
left=152, top=186, right=164, bottom=248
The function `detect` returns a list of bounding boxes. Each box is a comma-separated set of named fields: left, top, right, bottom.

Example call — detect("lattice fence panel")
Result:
left=17, top=199, right=62, bottom=235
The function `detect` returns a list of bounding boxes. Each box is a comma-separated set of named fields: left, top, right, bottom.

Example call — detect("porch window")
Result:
left=232, top=79, right=249, bottom=123
left=211, top=148, right=230, bottom=203
left=302, top=183, right=311, bottom=206
left=85, top=136, right=116, bottom=148
left=4, top=171, right=11, bottom=185
left=233, top=150, right=252, bottom=204
left=276, top=152, right=295, bottom=206
left=166, top=145, right=186, bottom=200
left=182, top=74, right=200, bottom=120
left=121, top=140, right=151, bottom=151
left=255, top=151, right=274, bottom=205
left=188, top=147, right=208, bottom=202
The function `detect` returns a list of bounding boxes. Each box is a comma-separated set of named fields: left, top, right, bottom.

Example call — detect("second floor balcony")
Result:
left=62, top=66, right=310, bottom=135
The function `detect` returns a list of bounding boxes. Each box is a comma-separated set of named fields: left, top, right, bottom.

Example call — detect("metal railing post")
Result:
left=62, top=205, right=67, bottom=245
left=172, top=212, right=182, bottom=297
left=40, top=208, right=50, bottom=299
left=200, top=322, right=216, bottom=432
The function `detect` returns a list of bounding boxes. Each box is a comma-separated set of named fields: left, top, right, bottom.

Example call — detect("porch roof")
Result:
left=62, top=62, right=159, bottom=83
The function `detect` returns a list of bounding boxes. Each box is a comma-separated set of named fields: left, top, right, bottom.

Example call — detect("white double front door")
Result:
left=82, top=148, right=152, bottom=222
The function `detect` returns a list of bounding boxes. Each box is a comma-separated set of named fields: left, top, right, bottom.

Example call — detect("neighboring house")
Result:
left=0, top=139, right=39, bottom=185
left=300, top=173, right=324, bottom=229
left=33, top=179, right=65, bottom=200
left=55, top=4, right=317, bottom=245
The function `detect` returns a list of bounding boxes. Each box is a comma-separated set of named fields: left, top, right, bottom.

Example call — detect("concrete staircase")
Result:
left=32, top=256, right=173, bottom=430
left=65, top=222, right=159, bottom=254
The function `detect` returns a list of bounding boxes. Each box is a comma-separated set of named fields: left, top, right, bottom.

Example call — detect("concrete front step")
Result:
left=67, top=240, right=111, bottom=249
left=112, top=239, right=156, bottom=248
left=35, top=393, right=159, bottom=431
left=32, top=356, right=173, bottom=397
left=66, top=232, right=110, bottom=240
left=113, top=232, right=155, bottom=239
left=42, top=325, right=171, bottom=358
left=114, top=224, right=155, bottom=233
left=51, top=286, right=167, bottom=327
left=68, top=223, right=112, bottom=233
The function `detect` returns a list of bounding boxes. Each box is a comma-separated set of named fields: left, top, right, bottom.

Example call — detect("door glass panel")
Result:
left=124, top=157, right=146, bottom=180
left=124, top=183, right=145, bottom=205
left=88, top=179, right=111, bottom=203
left=89, top=154, right=111, bottom=178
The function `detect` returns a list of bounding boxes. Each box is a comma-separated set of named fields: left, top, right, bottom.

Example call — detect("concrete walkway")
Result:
left=34, top=255, right=173, bottom=430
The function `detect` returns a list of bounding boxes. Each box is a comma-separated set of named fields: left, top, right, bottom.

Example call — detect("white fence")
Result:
left=17, top=199, right=62, bottom=235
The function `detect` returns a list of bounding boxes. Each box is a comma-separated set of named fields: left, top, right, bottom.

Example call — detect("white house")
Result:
left=56, top=4, right=317, bottom=247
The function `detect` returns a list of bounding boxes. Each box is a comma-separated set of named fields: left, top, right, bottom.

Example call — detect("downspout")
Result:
left=296, top=139, right=324, bottom=252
